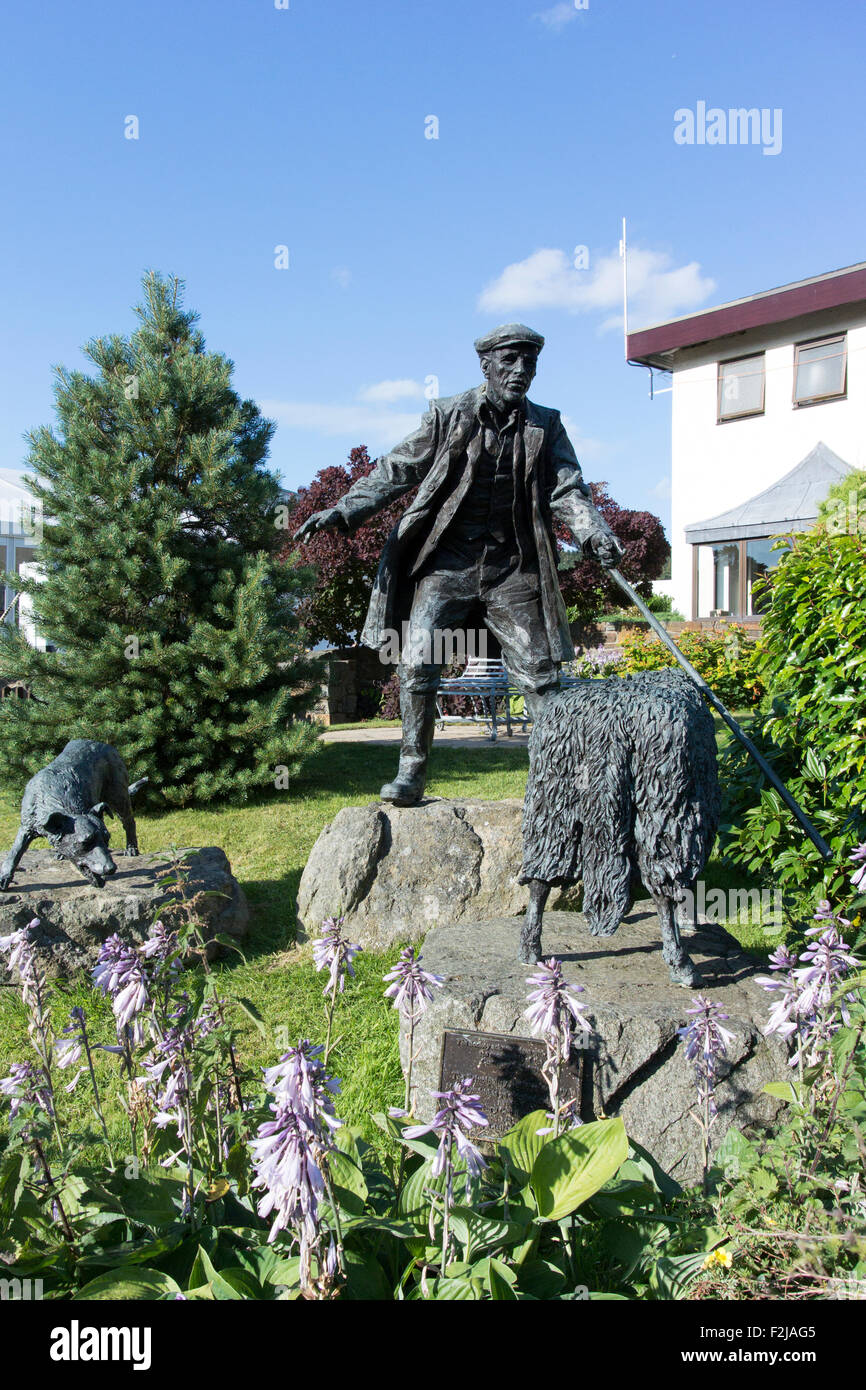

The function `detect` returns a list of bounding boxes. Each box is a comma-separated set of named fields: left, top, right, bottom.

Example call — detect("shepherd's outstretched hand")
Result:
left=293, top=508, right=347, bottom=542
left=588, top=531, right=624, bottom=570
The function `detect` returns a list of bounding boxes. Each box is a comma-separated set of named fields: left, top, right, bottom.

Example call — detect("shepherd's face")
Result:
left=481, top=347, right=538, bottom=406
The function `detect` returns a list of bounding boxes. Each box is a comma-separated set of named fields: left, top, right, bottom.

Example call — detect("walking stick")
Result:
left=607, top=568, right=832, bottom=860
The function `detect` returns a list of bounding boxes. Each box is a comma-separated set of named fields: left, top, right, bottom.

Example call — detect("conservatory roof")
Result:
left=684, top=442, right=854, bottom=545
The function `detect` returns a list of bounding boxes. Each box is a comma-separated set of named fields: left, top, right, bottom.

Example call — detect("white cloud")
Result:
left=357, top=378, right=425, bottom=405
left=534, top=3, right=582, bottom=31
left=559, top=413, right=606, bottom=462
left=330, top=266, right=352, bottom=289
left=650, top=476, right=673, bottom=502
left=478, top=244, right=715, bottom=333
left=260, top=399, right=423, bottom=447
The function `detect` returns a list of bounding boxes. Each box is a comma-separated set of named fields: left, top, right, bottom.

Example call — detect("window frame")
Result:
left=716, top=352, right=766, bottom=424
left=792, top=333, right=848, bottom=408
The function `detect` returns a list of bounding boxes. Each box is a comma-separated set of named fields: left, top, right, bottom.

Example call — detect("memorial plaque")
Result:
left=438, top=1028, right=593, bottom=1137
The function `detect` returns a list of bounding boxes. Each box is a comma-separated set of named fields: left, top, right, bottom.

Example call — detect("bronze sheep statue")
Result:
left=519, top=668, right=721, bottom=986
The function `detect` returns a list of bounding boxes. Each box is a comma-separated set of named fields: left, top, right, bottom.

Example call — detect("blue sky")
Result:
left=1, top=0, right=863, bottom=533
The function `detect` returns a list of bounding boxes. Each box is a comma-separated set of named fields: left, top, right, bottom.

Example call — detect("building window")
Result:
left=745, top=537, right=777, bottom=615
left=793, top=334, right=847, bottom=406
left=717, top=354, right=765, bottom=422
left=693, top=536, right=788, bottom=618
left=712, top=543, right=740, bottom=612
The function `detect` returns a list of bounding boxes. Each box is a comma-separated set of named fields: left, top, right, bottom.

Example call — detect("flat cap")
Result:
left=474, top=323, right=545, bottom=355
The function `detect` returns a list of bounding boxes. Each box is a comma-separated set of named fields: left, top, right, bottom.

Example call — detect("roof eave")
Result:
left=627, top=263, right=866, bottom=368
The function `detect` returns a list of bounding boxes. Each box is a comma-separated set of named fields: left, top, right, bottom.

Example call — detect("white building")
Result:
left=0, top=469, right=45, bottom=646
left=627, top=262, right=866, bottom=621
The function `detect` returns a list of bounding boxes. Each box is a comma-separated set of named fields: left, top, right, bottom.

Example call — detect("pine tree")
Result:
left=0, top=272, right=321, bottom=805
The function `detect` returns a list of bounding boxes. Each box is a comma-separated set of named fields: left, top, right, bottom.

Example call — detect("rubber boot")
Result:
left=379, top=688, right=438, bottom=806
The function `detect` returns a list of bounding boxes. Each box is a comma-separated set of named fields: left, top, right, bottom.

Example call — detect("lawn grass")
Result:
left=326, top=718, right=402, bottom=730
left=0, top=723, right=778, bottom=1154
left=0, top=739, right=531, bottom=1153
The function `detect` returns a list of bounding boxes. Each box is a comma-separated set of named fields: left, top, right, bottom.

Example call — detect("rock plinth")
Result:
left=0, top=848, right=248, bottom=979
left=405, top=909, right=786, bottom=1184
left=297, top=798, right=579, bottom=949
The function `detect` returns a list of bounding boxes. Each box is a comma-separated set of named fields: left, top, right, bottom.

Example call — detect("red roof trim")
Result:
left=627, top=266, right=866, bottom=364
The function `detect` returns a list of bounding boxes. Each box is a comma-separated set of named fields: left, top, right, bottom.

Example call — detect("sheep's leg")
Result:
left=656, top=894, right=700, bottom=987
left=675, top=878, right=699, bottom=938
left=519, top=879, right=551, bottom=963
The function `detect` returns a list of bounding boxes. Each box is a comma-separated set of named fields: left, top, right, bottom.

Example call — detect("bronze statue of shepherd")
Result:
left=294, top=324, right=622, bottom=805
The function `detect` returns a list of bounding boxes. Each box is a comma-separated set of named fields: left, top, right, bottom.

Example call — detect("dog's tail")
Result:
left=128, top=777, right=149, bottom=798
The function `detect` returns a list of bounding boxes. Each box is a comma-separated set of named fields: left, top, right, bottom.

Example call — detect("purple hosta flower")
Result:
left=55, top=1006, right=122, bottom=1091
left=525, top=959, right=591, bottom=1065
left=850, top=844, right=866, bottom=893
left=0, top=920, right=44, bottom=1010
left=797, top=924, right=861, bottom=1024
left=525, top=959, right=591, bottom=1132
left=677, top=996, right=735, bottom=1118
left=195, top=997, right=223, bottom=1040
left=758, top=923, right=861, bottom=1067
left=250, top=1104, right=327, bottom=1248
left=1, top=920, right=56, bottom=1080
left=141, top=919, right=180, bottom=975
left=140, top=1025, right=196, bottom=1145
left=251, top=1041, right=344, bottom=1285
left=93, top=933, right=150, bottom=1043
left=263, top=1041, right=341, bottom=1137
left=383, top=947, right=443, bottom=1020
left=313, top=916, right=362, bottom=998
left=0, top=1060, right=53, bottom=1119
left=404, top=1078, right=489, bottom=1191
left=767, top=944, right=798, bottom=971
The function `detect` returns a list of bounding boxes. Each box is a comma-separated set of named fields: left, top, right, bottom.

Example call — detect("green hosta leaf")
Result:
left=420, top=1275, right=482, bottom=1300
left=0, top=1152, right=26, bottom=1226
left=76, top=1231, right=186, bottom=1271
left=531, top=1118, right=628, bottom=1222
left=226, top=1141, right=250, bottom=1195
left=485, top=1257, right=518, bottom=1300
left=624, top=1140, right=681, bottom=1199
left=448, top=1206, right=528, bottom=1258
left=98, top=1170, right=187, bottom=1228
left=342, top=1249, right=392, bottom=1301
left=498, top=1110, right=550, bottom=1184
left=516, top=1258, right=567, bottom=1299
left=598, top=1219, right=668, bottom=1281
left=235, top=995, right=266, bottom=1034
left=649, top=1251, right=708, bottom=1300
left=73, top=1267, right=182, bottom=1300
left=339, top=1213, right=416, bottom=1238
left=218, top=1267, right=262, bottom=1299
left=763, top=1079, right=809, bottom=1104
left=263, top=1256, right=302, bottom=1289
left=188, top=1244, right=244, bottom=1300
left=328, top=1146, right=368, bottom=1216
left=398, top=1159, right=450, bottom=1227
left=372, top=1112, right=441, bottom=1159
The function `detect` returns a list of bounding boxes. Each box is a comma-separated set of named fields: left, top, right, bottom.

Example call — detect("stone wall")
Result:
left=314, top=645, right=390, bottom=725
